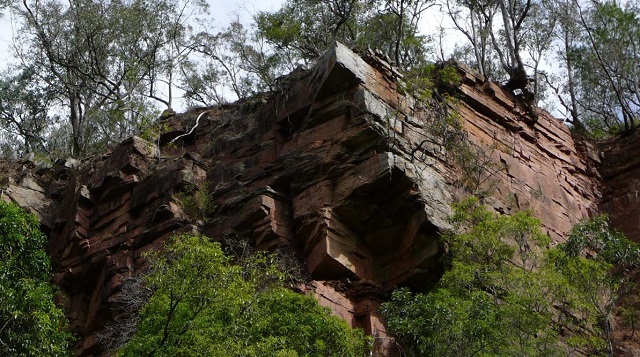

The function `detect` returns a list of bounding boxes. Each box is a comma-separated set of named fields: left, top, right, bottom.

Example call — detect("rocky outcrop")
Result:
left=0, top=43, right=630, bottom=355
left=456, top=63, right=601, bottom=242
left=0, top=159, right=70, bottom=230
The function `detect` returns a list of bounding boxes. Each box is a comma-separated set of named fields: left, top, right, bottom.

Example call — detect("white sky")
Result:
left=209, top=0, right=285, bottom=29
left=0, top=8, right=16, bottom=64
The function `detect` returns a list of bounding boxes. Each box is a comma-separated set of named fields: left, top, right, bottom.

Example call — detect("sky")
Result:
left=212, top=0, right=284, bottom=26
left=0, top=8, right=16, bottom=64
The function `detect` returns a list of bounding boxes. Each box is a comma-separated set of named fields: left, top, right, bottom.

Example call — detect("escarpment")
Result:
left=0, top=43, right=637, bottom=356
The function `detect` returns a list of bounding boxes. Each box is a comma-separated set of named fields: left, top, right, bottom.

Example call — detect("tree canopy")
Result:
left=0, top=0, right=637, bottom=155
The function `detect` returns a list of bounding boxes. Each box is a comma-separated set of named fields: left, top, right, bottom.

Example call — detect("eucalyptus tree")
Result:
left=15, top=0, right=147, bottom=155
left=368, top=0, right=437, bottom=69
left=179, top=0, right=438, bottom=106
left=255, top=0, right=365, bottom=65
left=573, top=0, right=640, bottom=133
left=492, top=0, right=534, bottom=89
left=543, top=0, right=584, bottom=129
left=444, top=0, right=547, bottom=98
left=142, top=0, right=208, bottom=110
left=0, top=66, right=58, bottom=157
left=255, top=0, right=435, bottom=71
left=520, top=0, right=555, bottom=100
left=184, top=20, right=283, bottom=106
left=542, top=0, right=640, bottom=134
left=5, top=0, right=206, bottom=156
left=444, top=0, right=497, bottom=77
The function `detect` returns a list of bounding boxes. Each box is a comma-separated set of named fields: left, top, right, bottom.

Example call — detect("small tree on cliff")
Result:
left=0, top=201, right=74, bottom=356
left=115, top=234, right=370, bottom=356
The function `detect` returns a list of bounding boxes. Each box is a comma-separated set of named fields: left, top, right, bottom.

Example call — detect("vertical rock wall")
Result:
left=599, top=129, right=640, bottom=243
left=455, top=63, right=601, bottom=242
left=0, top=43, right=623, bottom=356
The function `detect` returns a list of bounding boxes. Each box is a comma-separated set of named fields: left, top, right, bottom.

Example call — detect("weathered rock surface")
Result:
left=0, top=43, right=636, bottom=356
left=599, top=129, right=640, bottom=243
left=456, top=62, right=601, bottom=242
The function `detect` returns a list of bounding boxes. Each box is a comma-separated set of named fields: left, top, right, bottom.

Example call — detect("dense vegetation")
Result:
left=0, top=201, right=73, bottom=356
left=112, top=234, right=370, bottom=356
left=3, top=191, right=638, bottom=356
left=0, top=0, right=637, bottom=158
left=381, top=198, right=640, bottom=356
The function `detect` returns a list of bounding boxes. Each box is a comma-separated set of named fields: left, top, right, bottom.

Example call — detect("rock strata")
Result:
left=0, top=43, right=634, bottom=356
left=455, top=62, right=600, bottom=242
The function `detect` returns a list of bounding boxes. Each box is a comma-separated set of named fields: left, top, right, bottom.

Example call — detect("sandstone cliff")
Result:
left=0, top=43, right=636, bottom=355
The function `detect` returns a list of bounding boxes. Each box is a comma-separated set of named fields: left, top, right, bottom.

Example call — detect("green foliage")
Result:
left=398, top=63, right=463, bottom=150
left=572, top=0, right=640, bottom=133
left=401, top=63, right=460, bottom=101
left=117, top=234, right=370, bottom=356
left=562, top=215, right=640, bottom=268
left=382, top=199, right=636, bottom=356
left=174, top=182, right=217, bottom=223
left=401, top=64, right=504, bottom=196
left=186, top=21, right=286, bottom=105
left=448, top=198, right=550, bottom=269
left=0, top=201, right=73, bottom=356
left=557, top=216, right=640, bottom=351
left=255, top=0, right=434, bottom=70
left=0, top=66, right=58, bottom=158
left=0, top=0, right=636, bottom=155
left=4, top=0, right=207, bottom=157
left=139, top=121, right=170, bottom=144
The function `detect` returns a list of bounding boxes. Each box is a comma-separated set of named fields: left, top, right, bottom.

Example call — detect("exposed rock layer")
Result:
left=0, top=43, right=634, bottom=355
left=599, top=129, right=640, bottom=243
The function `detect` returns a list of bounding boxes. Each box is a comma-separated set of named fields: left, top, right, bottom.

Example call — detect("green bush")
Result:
left=382, top=198, right=637, bottom=356
left=0, top=201, right=73, bottom=356
left=117, top=234, right=370, bottom=356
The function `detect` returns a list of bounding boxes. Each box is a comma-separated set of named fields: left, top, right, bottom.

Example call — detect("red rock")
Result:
left=0, top=43, right=638, bottom=355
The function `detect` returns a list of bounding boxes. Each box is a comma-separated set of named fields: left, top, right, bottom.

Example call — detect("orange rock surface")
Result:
left=1, top=43, right=636, bottom=356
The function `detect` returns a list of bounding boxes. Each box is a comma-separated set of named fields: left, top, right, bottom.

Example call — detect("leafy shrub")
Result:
left=0, top=201, right=73, bottom=356
left=117, top=234, right=371, bottom=356
left=382, top=199, right=638, bottom=356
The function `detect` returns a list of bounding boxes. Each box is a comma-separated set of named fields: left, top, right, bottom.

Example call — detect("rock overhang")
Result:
left=0, top=41, right=615, bottom=355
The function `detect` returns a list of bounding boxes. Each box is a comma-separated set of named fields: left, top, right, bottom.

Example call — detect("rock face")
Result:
left=599, top=129, right=640, bottom=243
left=0, top=43, right=635, bottom=355
left=455, top=62, right=600, bottom=243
